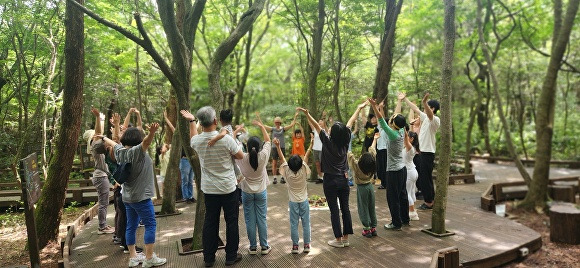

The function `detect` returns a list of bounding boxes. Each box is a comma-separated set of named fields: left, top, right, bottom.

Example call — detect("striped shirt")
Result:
left=190, top=131, right=241, bottom=194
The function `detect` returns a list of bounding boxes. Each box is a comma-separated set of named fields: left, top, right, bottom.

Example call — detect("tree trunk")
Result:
left=431, top=0, right=455, bottom=235
left=331, top=0, right=343, bottom=122
left=161, top=130, right=181, bottom=214
left=476, top=0, right=532, bottom=185
left=372, top=0, right=403, bottom=110
left=35, top=0, right=84, bottom=248
left=520, top=0, right=579, bottom=210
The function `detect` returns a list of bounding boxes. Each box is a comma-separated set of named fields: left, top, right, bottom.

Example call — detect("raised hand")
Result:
left=91, top=107, right=100, bottom=117
left=129, top=107, right=136, bottom=113
left=357, top=100, right=368, bottom=109
left=180, top=110, right=195, bottom=121
left=422, top=92, right=430, bottom=103
left=149, top=122, right=160, bottom=133
left=112, top=113, right=121, bottom=125
left=296, top=107, right=308, bottom=113
left=273, top=137, right=280, bottom=147
left=398, top=92, right=406, bottom=101
left=252, top=120, right=262, bottom=127
left=367, top=98, right=377, bottom=106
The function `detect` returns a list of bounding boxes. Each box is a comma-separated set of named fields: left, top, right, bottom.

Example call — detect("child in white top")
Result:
left=276, top=136, right=313, bottom=254
left=403, top=130, right=420, bottom=220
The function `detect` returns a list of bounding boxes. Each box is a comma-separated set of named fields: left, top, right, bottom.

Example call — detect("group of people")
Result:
left=84, top=91, right=439, bottom=268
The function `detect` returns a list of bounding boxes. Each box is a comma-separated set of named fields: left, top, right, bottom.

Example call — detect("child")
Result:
left=291, top=124, right=306, bottom=157
left=276, top=136, right=313, bottom=254
left=404, top=130, right=420, bottom=221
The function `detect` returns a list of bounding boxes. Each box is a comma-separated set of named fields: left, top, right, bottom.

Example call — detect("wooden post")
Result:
left=549, top=203, right=580, bottom=244
left=19, top=153, right=41, bottom=268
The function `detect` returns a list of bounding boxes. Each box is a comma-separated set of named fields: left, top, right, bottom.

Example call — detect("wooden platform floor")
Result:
left=69, top=160, right=580, bottom=267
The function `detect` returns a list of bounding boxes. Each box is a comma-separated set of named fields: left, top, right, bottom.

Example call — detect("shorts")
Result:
left=271, top=147, right=285, bottom=160
left=313, top=150, right=322, bottom=162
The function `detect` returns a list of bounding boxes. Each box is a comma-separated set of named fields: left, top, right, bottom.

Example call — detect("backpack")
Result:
left=112, top=162, right=131, bottom=184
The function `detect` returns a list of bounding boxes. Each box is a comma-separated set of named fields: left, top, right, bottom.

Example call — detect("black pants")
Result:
left=114, top=188, right=127, bottom=246
left=323, top=173, right=353, bottom=238
left=203, top=191, right=239, bottom=263
left=386, top=167, right=409, bottom=228
left=417, top=152, right=435, bottom=203
left=376, top=149, right=387, bottom=188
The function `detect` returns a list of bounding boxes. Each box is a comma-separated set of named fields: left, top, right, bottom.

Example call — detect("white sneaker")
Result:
left=342, top=239, right=350, bottom=247
left=142, top=253, right=167, bottom=268
left=409, top=211, right=420, bottom=221
left=327, top=239, right=344, bottom=248
left=128, top=253, right=146, bottom=267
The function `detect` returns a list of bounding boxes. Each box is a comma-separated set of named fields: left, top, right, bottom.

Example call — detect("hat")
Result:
left=274, top=117, right=282, bottom=123
left=91, top=139, right=107, bottom=154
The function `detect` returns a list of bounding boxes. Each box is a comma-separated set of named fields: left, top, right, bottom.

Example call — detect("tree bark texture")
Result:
left=372, top=0, right=403, bottom=110
left=476, top=0, right=532, bottom=185
left=521, top=0, right=579, bottom=209
left=307, top=0, right=325, bottom=118
left=331, top=0, right=343, bottom=123
left=431, top=0, right=455, bottom=235
left=35, top=0, right=84, bottom=249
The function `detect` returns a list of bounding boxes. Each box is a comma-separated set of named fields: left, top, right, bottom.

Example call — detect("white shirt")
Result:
left=376, top=127, right=388, bottom=150
left=403, top=147, right=416, bottom=170
left=419, top=111, right=440, bottom=153
left=312, top=131, right=322, bottom=151
left=190, top=131, right=240, bottom=194
left=236, top=141, right=271, bottom=193
left=280, top=163, right=310, bottom=202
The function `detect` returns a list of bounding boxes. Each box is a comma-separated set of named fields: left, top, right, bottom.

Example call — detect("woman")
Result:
left=297, top=107, right=353, bottom=248
left=257, top=112, right=297, bottom=184
left=100, top=123, right=167, bottom=268
left=236, top=119, right=272, bottom=255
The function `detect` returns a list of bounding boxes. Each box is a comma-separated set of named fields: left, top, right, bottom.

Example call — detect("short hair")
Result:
left=220, top=109, right=233, bottom=124
left=294, top=129, right=302, bottom=134
left=330, top=122, right=351, bottom=149
left=428, top=100, right=440, bottom=114
left=288, top=155, right=303, bottom=173
left=120, top=127, right=144, bottom=146
left=367, top=113, right=376, bottom=120
left=358, top=152, right=376, bottom=176
left=197, top=106, right=216, bottom=127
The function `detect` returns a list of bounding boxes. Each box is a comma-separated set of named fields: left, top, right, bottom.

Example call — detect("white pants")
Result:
left=406, top=168, right=418, bottom=205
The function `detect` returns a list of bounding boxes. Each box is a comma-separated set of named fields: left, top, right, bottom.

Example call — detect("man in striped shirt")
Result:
left=180, top=106, right=244, bottom=267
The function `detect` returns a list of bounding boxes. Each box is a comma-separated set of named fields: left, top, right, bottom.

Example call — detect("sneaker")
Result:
left=123, top=246, right=143, bottom=254
left=261, top=246, right=272, bottom=255
left=370, top=227, right=377, bottom=236
left=97, top=225, right=115, bottom=234
left=280, top=177, right=286, bottom=184
left=316, top=178, right=324, bottom=184
left=142, top=253, right=167, bottom=268
left=303, top=244, right=310, bottom=253
left=113, top=237, right=122, bottom=244
left=225, top=253, right=242, bottom=266
left=273, top=178, right=278, bottom=184
left=128, top=252, right=146, bottom=267
left=138, top=221, right=145, bottom=227
left=248, top=246, right=258, bottom=255
left=409, top=211, right=420, bottom=221
left=291, top=244, right=299, bottom=254
left=342, top=239, right=350, bottom=247
left=327, top=239, right=344, bottom=248
left=384, top=223, right=402, bottom=231
left=362, top=229, right=372, bottom=238
left=417, top=203, right=433, bottom=211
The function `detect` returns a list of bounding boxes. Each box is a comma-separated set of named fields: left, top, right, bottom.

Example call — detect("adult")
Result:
left=100, top=123, right=166, bottom=268
left=257, top=112, right=297, bottom=184
left=236, top=119, right=272, bottom=255
left=403, top=93, right=440, bottom=210
left=181, top=107, right=244, bottom=267
left=297, top=107, right=353, bottom=248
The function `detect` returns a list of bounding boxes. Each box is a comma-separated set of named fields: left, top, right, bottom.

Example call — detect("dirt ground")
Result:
left=502, top=202, right=580, bottom=268
left=0, top=205, right=88, bottom=267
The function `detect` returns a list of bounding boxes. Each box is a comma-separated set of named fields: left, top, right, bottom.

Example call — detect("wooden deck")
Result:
left=66, top=160, right=580, bottom=268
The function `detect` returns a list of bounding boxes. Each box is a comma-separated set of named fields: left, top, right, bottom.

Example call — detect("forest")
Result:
left=0, top=0, right=578, bottom=261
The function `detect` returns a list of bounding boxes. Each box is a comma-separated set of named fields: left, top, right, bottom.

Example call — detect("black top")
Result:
left=320, top=130, right=348, bottom=176
left=363, top=122, right=378, bottom=149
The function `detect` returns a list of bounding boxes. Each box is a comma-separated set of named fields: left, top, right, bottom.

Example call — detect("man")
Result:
left=404, top=93, right=440, bottom=210
left=180, top=107, right=244, bottom=267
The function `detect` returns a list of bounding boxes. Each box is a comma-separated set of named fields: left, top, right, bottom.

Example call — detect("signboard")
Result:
left=19, top=153, right=41, bottom=207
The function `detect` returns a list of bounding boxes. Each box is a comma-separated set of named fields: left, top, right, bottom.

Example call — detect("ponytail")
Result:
left=247, top=136, right=262, bottom=171
left=249, top=147, right=258, bottom=171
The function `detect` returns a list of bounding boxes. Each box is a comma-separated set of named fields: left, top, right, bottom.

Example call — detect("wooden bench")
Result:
left=432, top=172, right=476, bottom=185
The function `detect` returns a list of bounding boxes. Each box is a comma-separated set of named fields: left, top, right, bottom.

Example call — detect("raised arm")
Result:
left=403, top=129, right=412, bottom=151
left=369, top=98, right=399, bottom=140
left=273, top=138, right=286, bottom=164
left=253, top=120, right=270, bottom=142
left=403, top=95, right=421, bottom=115
left=111, top=113, right=121, bottom=142
left=347, top=101, right=368, bottom=129
left=123, top=108, right=135, bottom=129
left=369, top=132, right=379, bottom=157
left=134, top=109, right=143, bottom=129
left=91, top=107, right=102, bottom=136
left=303, top=136, right=313, bottom=163
left=297, top=107, right=321, bottom=134
left=180, top=110, right=198, bottom=139
left=395, top=92, right=405, bottom=114
left=163, top=110, right=175, bottom=133
left=255, top=112, right=273, bottom=131
left=283, top=112, right=298, bottom=131
left=422, top=92, right=434, bottom=121
left=367, top=98, right=384, bottom=120
left=142, top=122, right=159, bottom=152
left=208, top=128, right=227, bottom=146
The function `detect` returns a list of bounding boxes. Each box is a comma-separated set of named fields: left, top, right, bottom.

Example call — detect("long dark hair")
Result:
left=330, top=122, right=351, bottom=149
left=247, top=136, right=262, bottom=171
left=408, top=131, right=420, bottom=153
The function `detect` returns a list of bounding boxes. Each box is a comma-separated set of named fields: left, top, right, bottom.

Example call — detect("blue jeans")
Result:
left=180, top=158, right=194, bottom=199
left=241, top=190, right=269, bottom=248
left=125, top=199, right=156, bottom=245
left=289, top=200, right=311, bottom=245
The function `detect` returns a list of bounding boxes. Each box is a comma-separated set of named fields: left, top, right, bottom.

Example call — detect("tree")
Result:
left=34, top=0, right=84, bottom=248
left=520, top=0, right=579, bottom=210
left=430, top=0, right=455, bottom=235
